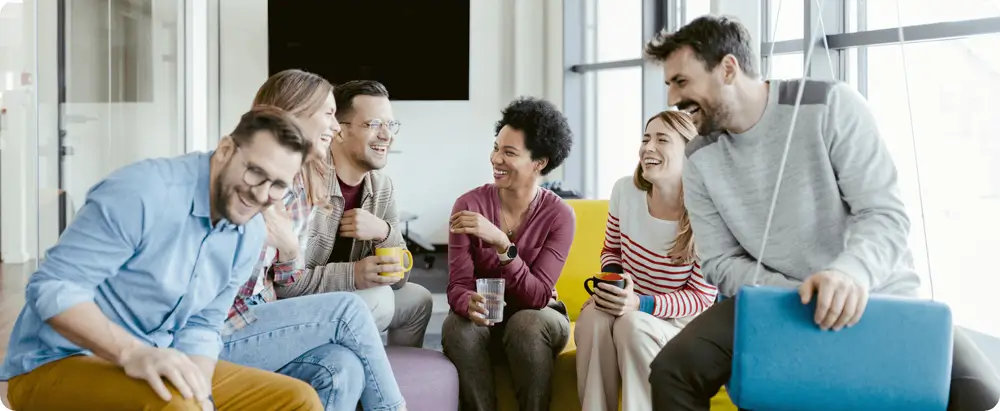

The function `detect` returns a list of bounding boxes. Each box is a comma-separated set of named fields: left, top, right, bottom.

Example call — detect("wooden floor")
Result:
left=0, top=263, right=30, bottom=363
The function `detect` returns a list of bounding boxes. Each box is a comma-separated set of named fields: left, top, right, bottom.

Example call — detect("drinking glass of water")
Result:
left=476, top=278, right=505, bottom=323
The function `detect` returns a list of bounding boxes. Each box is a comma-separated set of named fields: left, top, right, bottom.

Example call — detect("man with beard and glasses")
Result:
left=0, top=106, right=325, bottom=410
left=642, top=15, right=1000, bottom=411
left=274, top=80, right=434, bottom=349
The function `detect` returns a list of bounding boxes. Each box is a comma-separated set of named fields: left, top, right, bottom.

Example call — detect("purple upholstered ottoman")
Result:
left=385, top=346, right=459, bottom=411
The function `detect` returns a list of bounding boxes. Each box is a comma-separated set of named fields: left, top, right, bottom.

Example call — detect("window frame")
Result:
left=563, top=0, right=1000, bottom=198
left=563, top=0, right=680, bottom=199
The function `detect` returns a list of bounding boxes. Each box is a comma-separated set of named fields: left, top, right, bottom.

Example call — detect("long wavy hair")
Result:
left=633, top=110, right=698, bottom=264
left=252, top=69, right=333, bottom=208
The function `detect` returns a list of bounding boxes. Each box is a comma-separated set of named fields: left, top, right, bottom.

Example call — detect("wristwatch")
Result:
left=498, top=243, right=518, bottom=262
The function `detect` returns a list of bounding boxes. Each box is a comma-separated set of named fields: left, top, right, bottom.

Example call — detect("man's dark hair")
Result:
left=230, top=105, right=313, bottom=163
left=494, top=97, right=573, bottom=176
left=644, top=15, right=759, bottom=78
left=334, top=80, right=390, bottom=121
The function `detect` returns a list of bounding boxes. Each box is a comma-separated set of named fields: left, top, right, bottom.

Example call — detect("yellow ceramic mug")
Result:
left=376, top=247, right=414, bottom=277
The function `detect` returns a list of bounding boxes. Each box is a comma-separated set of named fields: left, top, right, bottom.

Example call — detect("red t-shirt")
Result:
left=327, top=177, right=364, bottom=264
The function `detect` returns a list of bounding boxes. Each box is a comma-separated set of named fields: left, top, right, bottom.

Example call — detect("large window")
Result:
left=864, top=33, right=1000, bottom=336
left=567, top=1, right=1000, bottom=339
left=571, top=0, right=709, bottom=199
left=587, top=0, right=643, bottom=63
left=861, top=0, right=1000, bottom=31
left=765, top=52, right=805, bottom=79
left=685, top=0, right=712, bottom=24
left=767, top=0, right=805, bottom=41
left=594, top=67, right=643, bottom=199
left=759, top=0, right=1000, bottom=338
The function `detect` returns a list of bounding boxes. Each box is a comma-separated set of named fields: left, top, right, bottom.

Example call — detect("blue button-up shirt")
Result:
left=0, top=151, right=266, bottom=380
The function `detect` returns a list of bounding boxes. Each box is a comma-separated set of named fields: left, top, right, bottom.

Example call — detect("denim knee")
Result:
left=282, top=343, right=365, bottom=410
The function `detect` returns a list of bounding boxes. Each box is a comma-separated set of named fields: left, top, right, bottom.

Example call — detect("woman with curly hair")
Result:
left=442, top=97, right=576, bottom=411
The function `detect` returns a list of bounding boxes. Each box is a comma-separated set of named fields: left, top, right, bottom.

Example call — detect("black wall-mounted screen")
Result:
left=268, top=1, right=471, bottom=101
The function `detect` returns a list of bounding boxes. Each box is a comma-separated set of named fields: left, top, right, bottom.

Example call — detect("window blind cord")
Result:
left=894, top=0, right=935, bottom=301
left=763, top=0, right=782, bottom=80
left=749, top=0, right=828, bottom=287
left=751, top=0, right=933, bottom=302
left=814, top=0, right=837, bottom=76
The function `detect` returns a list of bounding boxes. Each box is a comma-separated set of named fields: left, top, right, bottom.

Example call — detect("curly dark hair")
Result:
left=494, top=97, right=573, bottom=176
left=644, top=15, right=759, bottom=78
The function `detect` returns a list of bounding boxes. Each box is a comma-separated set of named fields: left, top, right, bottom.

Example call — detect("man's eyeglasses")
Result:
left=340, top=119, right=401, bottom=135
left=236, top=147, right=289, bottom=202
left=243, top=168, right=289, bottom=202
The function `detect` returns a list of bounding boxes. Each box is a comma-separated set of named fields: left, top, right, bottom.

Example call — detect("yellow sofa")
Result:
left=493, top=199, right=737, bottom=411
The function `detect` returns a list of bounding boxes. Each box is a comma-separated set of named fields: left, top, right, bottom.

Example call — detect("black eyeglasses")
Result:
left=236, top=147, right=289, bottom=201
left=339, top=119, right=401, bottom=135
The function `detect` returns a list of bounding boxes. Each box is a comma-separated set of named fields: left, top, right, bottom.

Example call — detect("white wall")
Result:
left=219, top=0, right=564, bottom=244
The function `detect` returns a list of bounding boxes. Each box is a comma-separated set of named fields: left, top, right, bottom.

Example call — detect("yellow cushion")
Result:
left=555, top=199, right=610, bottom=321
left=492, top=199, right=737, bottom=410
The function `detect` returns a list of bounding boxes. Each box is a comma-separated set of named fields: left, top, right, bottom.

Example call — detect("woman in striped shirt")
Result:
left=574, top=110, right=718, bottom=411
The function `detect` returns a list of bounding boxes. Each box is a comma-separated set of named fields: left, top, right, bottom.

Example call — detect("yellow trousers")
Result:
left=6, top=355, right=323, bottom=410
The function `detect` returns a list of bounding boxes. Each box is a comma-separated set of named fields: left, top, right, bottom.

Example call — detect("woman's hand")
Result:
left=593, top=275, right=641, bottom=317
left=467, top=293, right=496, bottom=327
left=449, top=211, right=509, bottom=249
left=263, top=204, right=298, bottom=263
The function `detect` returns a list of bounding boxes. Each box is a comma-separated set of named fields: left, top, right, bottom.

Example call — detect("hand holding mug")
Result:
left=585, top=273, right=639, bottom=317
left=375, top=247, right=413, bottom=278
left=583, top=272, right=625, bottom=295
left=353, top=255, right=403, bottom=290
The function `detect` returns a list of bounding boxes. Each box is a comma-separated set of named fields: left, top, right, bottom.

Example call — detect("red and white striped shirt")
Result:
left=601, top=176, right=717, bottom=319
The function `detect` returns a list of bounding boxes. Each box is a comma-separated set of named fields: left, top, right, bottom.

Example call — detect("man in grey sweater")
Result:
left=644, top=16, right=1000, bottom=411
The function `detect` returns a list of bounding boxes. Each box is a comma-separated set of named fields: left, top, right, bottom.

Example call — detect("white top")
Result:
left=601, top=176, right=718, bottom=318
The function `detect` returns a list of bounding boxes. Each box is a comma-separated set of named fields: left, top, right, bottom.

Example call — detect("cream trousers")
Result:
left=574, top=303, right=695, bottom=411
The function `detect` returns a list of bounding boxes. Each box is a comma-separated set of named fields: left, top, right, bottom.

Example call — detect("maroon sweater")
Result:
left=447, top=184, right=576, bottom=318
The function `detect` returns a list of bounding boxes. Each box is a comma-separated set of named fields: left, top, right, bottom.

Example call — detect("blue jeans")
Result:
left=220, top=292, right=404, bottom=411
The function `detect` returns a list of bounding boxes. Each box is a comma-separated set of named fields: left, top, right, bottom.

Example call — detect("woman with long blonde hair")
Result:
left=220, top=69, right=407, bottom=411
left=573, top=110, right=718, bottom=411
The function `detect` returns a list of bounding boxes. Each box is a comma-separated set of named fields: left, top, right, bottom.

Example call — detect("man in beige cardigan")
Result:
left=274, top=80, right=433, bottom=348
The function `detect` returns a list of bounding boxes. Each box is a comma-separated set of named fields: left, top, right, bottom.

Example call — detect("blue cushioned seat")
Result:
left=729, top=285, right=953, bottom=411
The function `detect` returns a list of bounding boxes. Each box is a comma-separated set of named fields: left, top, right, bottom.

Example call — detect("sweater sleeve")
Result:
left=600, top=180, right=624, bottom=274
left=447, top=196, right=477, bottom=318
left=821, top=83, right=911, bottom=291
left=500, top=203, right=576, bottom=310
left=643, top=262, right=718, bottom=318
left=683, top=160, right=802, bottom=297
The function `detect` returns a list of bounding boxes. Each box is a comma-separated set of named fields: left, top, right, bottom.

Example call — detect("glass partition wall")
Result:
left=0, top=0, right=192, bottom=271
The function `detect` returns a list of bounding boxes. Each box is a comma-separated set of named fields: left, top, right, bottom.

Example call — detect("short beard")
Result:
left=354, top=153, right=384, bottom=172
left=697, top=101, right=730, bottom=136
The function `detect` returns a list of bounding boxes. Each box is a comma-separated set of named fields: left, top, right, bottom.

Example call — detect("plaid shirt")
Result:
left=223, top=173, right=311, bottom=334
left=272, top=166, right=408, bottom=298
